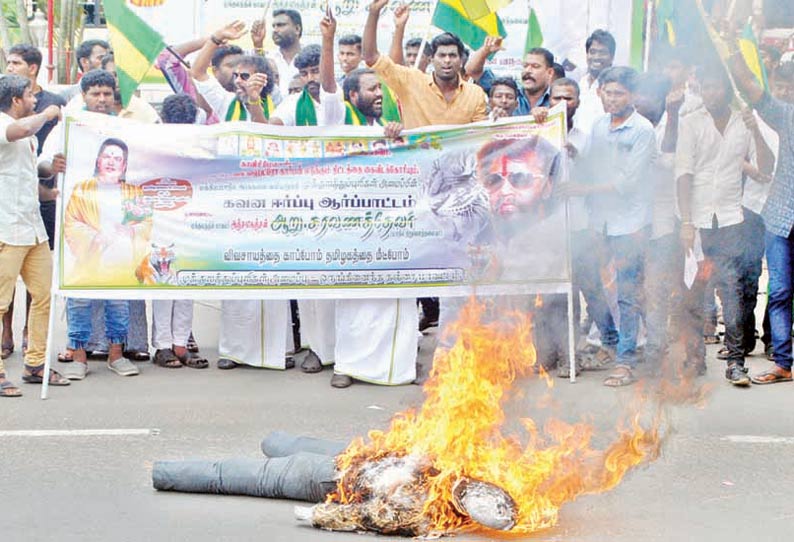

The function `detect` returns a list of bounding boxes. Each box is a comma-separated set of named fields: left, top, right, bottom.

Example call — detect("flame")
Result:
left=328, top=297, right=667, bottom=535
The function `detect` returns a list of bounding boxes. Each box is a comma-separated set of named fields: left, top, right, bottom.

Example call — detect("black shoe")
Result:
left=330, top=373, right=353, bottom=388
left=725, top=364, right=750, bottom=387
left=418, top=316, right=438, bottom=332
left=765, top=343, right=774, bottom=361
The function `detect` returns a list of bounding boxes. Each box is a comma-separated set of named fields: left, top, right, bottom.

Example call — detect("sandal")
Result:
left=57, top=349, right=74, bottom=363
left=300, top=350, right=323, bottom=373
left=750, top=366, right=793, bottom=385
left=177, top=351, right=209, bottom=369
left=0, top=374, right=22, bottom=397
left=603, top=366, right=636, bottom=387
left=1, top=341, right=14, bottom=360
left=21, top=365, right=70, bottom=386
left=187, top=333, right=199, bottom=353
left=704, top=335, right=721, bottom=345
left=123, top=349, right=151, bottom=362
left=153, top=348, right=183, bottom=369
left=579, top=347, right=615, bottom=371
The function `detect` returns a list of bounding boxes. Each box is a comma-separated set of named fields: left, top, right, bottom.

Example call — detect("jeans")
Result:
left=88, top=300, right=148, bottom=352
left=765, top=229, right=794, bottom=370
left=606, top=228, right=648, bottom=368
left=644, top=230, right=682, bottom=363
left=572, top=230, right=618, bottom=349
left=66, top=298, right=129, bottom=350
left=682, top=223, right=746, bottom=365
left=739, top=209, right=766, bottom=353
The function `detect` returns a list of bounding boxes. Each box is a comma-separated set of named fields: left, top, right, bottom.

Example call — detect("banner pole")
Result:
left=414, top=0, right=439, bottom=70
left=643, top=0, right=654, bottom=71
left=567, top=283, right=576, bottom=383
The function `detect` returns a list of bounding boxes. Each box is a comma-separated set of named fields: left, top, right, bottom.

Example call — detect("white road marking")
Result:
left=0, top=429, right=158, bottom=438
left=721, top=435, right=794, bottom=444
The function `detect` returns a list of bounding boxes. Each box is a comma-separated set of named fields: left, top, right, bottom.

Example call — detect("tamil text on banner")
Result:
left=56, top=109, right=569, bottom=299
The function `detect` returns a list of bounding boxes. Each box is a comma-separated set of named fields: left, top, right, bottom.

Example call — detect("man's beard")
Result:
left=305, top=81, right=320, bottom=100
left=276, top=34, right=295, bottom=49
left=355, top=97, right=382, bottom=120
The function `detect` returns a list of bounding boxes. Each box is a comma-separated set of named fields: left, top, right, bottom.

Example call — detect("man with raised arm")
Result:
left=362, top=0, right=486, bottom=129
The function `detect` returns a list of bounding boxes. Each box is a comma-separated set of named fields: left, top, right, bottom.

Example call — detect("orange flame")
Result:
left=328, top=297, right=667, bottom=535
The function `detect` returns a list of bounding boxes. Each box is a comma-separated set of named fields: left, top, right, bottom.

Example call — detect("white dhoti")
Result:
left=298, top=299, right=336, bottom=365
left=334, top=298, right=417, bottom=385
left=219, top=300, right=290, bottom=369
left=151, top=300, right=194, bottom=349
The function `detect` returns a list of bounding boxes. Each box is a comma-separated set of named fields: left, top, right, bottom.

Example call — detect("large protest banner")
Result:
left=56, top=109, right=569, bottom=300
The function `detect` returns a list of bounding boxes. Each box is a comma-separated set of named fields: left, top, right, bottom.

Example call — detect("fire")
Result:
left=327, top=297, right=665, bottom=535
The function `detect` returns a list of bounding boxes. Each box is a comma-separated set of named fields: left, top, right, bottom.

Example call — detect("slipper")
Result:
left=300, top=350, right=323, bottom=373
left=123, top=349, right=151, bottom=362
left=153, top=348, right=182, bottom=369
left=187, top=333, right=200, bottom=353
left=603, top=366, right=636, bottom=387
left=579, top=347, right=615, bottom=371
left=21, top=367, right=71, bottom=386
left=217, top=358, right=239, bottom=370
left=57, top=349, right=74, bottom=363
left=1, top=342, right=14, bottom=360
left=751, top=367, right=793, bottom=385
left=704, top=335, right=721, bottom=345
left=0, top=377, right=22, bottom=398
left=177, top=351, right=209, bottom=369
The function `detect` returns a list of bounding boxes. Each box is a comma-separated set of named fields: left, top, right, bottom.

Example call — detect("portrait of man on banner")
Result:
left=64, top=138, right=153, bottom=286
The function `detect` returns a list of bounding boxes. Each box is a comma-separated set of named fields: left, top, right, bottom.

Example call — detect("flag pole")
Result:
left=642, top=0, right=654, bottom=71
left=414, top=0, right=439, bottom=70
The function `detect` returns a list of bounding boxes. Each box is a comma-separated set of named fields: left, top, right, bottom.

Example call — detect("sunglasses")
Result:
left=232, top=72, right=252, bottom=81
left=484, top=172, right=545, bottom=190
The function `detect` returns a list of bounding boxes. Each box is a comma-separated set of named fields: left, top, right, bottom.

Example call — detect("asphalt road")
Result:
left=1, top=293, right=793, bottom=542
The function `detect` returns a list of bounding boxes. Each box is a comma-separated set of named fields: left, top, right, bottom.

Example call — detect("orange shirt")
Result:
left=371, top=54, right=487, bottom=129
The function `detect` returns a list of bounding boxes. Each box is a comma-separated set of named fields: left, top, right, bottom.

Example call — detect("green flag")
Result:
left=104, top=0, right=166, bottom=108
left=524, top=8, right=543, bottom=54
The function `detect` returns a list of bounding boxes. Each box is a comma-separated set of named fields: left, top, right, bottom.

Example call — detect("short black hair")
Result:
left=552, top=63, right=565, bottom=80
left=236, top=54, right=276, bottom=97
left=431, top=32, right=465, bottom=57
left=101, top=52, right=115, bottom=70
left=161, top=94, right=198, bottom=125
left=586, top=29, right=616, bottom=58
left=273, top=9, right=302, bottom=38
left=406, top=37, right=422, bottom=49
left=338, top=34, right=362, bottom=49
left=343, top=68, right=377, bottom=101
left=0, top=74, right=32, bottom=112
left=489, top=77, right=519, bottom=98
left=695, top=64, right=733, bottom=95
left=294, top=44, right=321, bottom=70
left=761, top=44, right=782, bottom=64
left=774, top=61, right=794, bottom=83
left=76, top=39, right=110, bottom=72
left=635, top=72, right=672, bottom=102
left=551, top=77, right=580, bottom=97
left=211, top=45, right=243, bottom=69
left=8, top=44, right=42, bottom=74
left=526, top=47, right=554, bottom=68
left=80, top=69, right=117, bottom=93
left=598, top=66, right=639, bottom=93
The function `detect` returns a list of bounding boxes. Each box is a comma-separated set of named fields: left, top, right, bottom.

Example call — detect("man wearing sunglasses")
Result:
left=191, top=21, right=275, bottom=123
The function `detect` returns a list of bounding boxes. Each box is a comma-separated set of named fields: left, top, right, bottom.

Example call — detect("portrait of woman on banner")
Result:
left=64, top=138, right=153, bottom=285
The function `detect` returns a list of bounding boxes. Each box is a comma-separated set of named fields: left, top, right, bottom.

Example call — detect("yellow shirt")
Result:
left=371, top=54, right=487, bottom=129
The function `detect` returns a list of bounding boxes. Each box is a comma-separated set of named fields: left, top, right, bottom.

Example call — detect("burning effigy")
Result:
left=154, top=298, right=676, bottom=537
left=296, top=298, right=665, bottom=537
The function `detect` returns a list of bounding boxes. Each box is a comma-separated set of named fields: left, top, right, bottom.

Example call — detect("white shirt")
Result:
left=0, top=112, right=48, bottom=245
left=742, top=112, right=777, bottom=214
left=675, top=107, right=756, bottom=229
left=271, top=91, right=320, bottom=127
left=650, top=112, right=678, bottom=240
left=64, top=93, right=161, bottom=123
left=318, top=88, right=346, bottom=127
left=566, top=125, right=589, bottom=232
left=194, top=77, right=235, bottom=121
left=267, top=49, right=299, bottom=98
left=572, top=74, right=604, bottom=135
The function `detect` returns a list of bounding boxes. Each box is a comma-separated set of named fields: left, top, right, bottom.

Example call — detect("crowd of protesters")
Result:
left=1, top=0, right=793, bottom=397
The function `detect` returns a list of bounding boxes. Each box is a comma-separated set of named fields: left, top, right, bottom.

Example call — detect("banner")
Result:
left=56, top=109, right=569, bottom=299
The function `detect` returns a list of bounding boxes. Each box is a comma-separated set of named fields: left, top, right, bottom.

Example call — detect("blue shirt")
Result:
left=757, top=92, right=794, bottom=238
left=581, top=111, right=657, bottom=236
left=476, top=69, right=550, bottom=116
